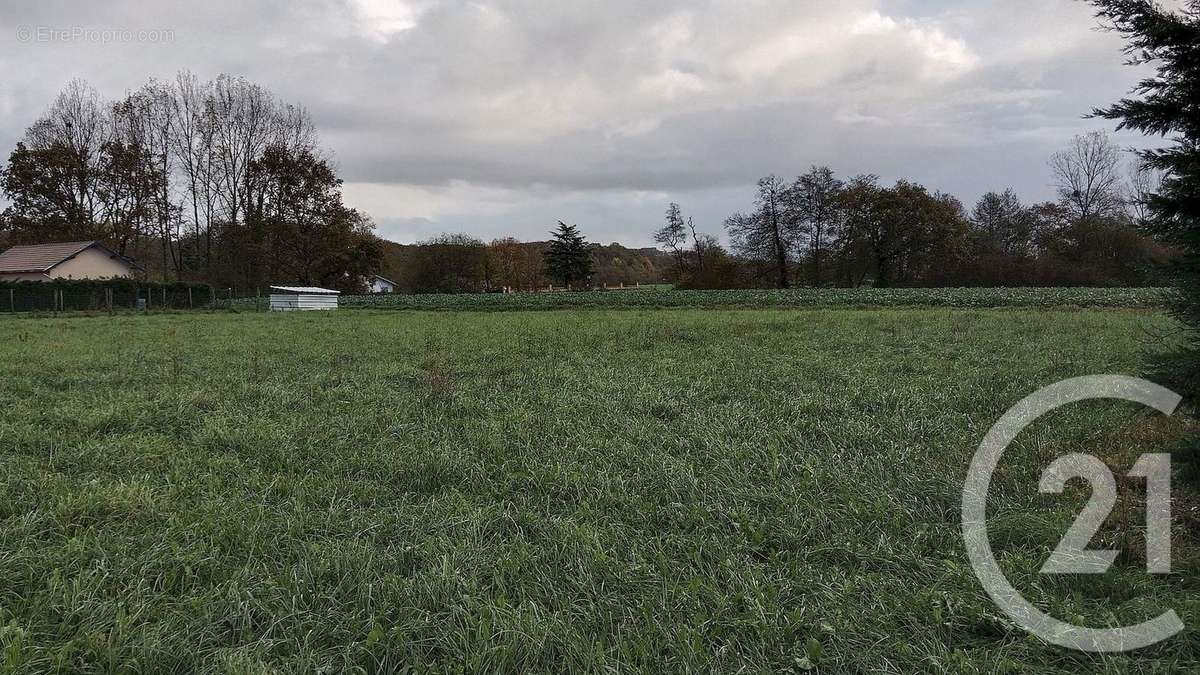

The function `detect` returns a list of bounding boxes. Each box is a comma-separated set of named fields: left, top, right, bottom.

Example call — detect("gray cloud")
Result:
left=0, top=0, right=1158, bottom=245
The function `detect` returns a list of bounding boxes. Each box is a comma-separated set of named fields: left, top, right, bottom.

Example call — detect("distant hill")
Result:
left=378, top=237, right=675, bottom=292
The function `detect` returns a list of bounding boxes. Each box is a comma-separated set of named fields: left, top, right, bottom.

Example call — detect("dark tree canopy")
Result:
left=971, top=189, right=1036, bottom=257
left=1088, top=0, right=1200, bottom=391
left=404, top=233, right=489, bottom=294
left=544, top=222, right=594, bottom=289
left=793, top=166, right=844, bottom=286
left=654, top=203, right=689, bottom=276
left=0, top=74, right=381, bottom=291
left=725, top=175, right=797, bottom=289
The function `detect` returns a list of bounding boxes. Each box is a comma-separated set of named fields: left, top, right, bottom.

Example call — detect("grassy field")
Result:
left=0, top=308, right=1197, bottom=672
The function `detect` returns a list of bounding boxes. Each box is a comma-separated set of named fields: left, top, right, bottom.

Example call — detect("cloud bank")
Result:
left=0, top=0, right=1153, bottom=244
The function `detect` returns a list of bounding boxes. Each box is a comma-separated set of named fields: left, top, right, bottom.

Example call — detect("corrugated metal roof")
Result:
left=269, top=286, right=341, bottom=295
left=0, top=241, right=98, bottom=273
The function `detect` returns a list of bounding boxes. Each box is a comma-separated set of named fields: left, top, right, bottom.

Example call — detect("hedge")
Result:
left=0, top=279, right=215, bottom=313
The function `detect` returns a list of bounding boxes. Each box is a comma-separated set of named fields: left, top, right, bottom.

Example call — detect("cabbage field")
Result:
left=331, top=287, right=1175, bottom=312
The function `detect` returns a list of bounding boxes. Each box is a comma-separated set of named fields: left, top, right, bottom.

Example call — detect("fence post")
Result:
left=162, top=286, right=167, bottom=308
left=8, top=288, right=12, bottom=313
left=257, top=287, right=261, bottom=312
left=188, top=287, right=193, bottom=309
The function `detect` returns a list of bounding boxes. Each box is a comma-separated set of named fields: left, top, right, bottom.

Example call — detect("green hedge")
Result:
left=329, top=287, right=1177, bottom=312
left=0, top=279, right=214, bottom=313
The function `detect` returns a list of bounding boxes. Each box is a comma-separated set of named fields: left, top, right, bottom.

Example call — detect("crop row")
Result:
left=326, top=287, right=1176, bottom=311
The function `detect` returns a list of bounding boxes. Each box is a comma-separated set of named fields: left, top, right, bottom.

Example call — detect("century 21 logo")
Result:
left=1039, top=452, right=1171, bottom=576
left=962, top=376, right=1184, bottom=653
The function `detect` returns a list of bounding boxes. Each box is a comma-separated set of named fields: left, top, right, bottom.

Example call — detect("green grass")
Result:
left=0, top=308, right=1196, bottom=673
left=325, top=287, right=1176, bottom=312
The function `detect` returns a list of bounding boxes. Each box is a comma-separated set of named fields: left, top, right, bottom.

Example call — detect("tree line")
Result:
left=0, top=74, right=381, bottom=291
left=2, top=73, right=1178, bottom=297
left=656, top=132, right=1173, bottom=289
left=380, top=223, right=670, bottom=294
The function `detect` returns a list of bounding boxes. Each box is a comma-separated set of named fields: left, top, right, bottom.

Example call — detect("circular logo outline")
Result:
left=961, top=375, right=1184, bottom=653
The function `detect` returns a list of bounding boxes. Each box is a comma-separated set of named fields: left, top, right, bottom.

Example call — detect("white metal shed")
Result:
left=269, top=286, right=340, bottom=311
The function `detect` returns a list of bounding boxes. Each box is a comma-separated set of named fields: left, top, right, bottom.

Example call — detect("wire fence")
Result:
left=211, top=287, right=273, bottom=311
left=0, top=285, right=340, bottom=314
left=0, top=283, right=217, bottom=314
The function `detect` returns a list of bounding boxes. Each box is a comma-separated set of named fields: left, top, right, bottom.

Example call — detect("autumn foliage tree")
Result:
left=0, top=74, right=381, bottom=290
left=0, top=81, right=159, bottom=252
left=689, top=143, right=1168, bottom=290
left=486, top=237, right=546, bottom=291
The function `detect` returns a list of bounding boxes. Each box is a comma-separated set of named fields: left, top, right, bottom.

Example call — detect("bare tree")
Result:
left=793, top=166, right=843, bottom=286
left=1050, top=131, right=1124, bottom=220
left=101, top=101, right=159, bottom=255
left=654, top=202, right=688, bottom=276
left=971, top=188, right=1034, bottom=255
left=26, top=80, right=111, bottom=229
left=1, top=79, right=166, bottom=252
left=1126, top=161, right=1162, bottom=224
left=3, top=73, right=379, bottom=288
left=209, top=75, right=275, bottom=226
left=274, top=103, right=317, bottom=156
left=725, top=175, right=798, bottom=289
left=687, top=217, right=707, bottom=273
left=170, top=71, right=218, bottom=275
left=118, top=81, right=181, bottom=280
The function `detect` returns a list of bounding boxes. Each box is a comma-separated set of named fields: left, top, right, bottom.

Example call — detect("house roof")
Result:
left=371, top=275, right=397, bottom=285
left=0, top=241, right=142, bottom=274
left=270, top=286, right=341, bottom=295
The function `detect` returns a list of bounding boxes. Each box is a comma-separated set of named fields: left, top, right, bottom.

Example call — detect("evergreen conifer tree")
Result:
left=544, top=221, right=593, bottom=290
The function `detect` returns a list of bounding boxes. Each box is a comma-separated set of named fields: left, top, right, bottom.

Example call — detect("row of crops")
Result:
left=331, top=287, right=1177, bottom=311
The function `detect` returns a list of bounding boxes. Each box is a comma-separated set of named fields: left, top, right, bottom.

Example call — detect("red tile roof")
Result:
left=0, top=241, right=139, bottom=274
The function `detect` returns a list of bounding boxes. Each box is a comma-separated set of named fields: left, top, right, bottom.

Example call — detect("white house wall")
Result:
left=50, top=248, right=135, bottom=280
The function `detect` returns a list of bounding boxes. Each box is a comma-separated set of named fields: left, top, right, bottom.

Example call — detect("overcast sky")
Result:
left=0, top=0, right=1161, bottom=246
